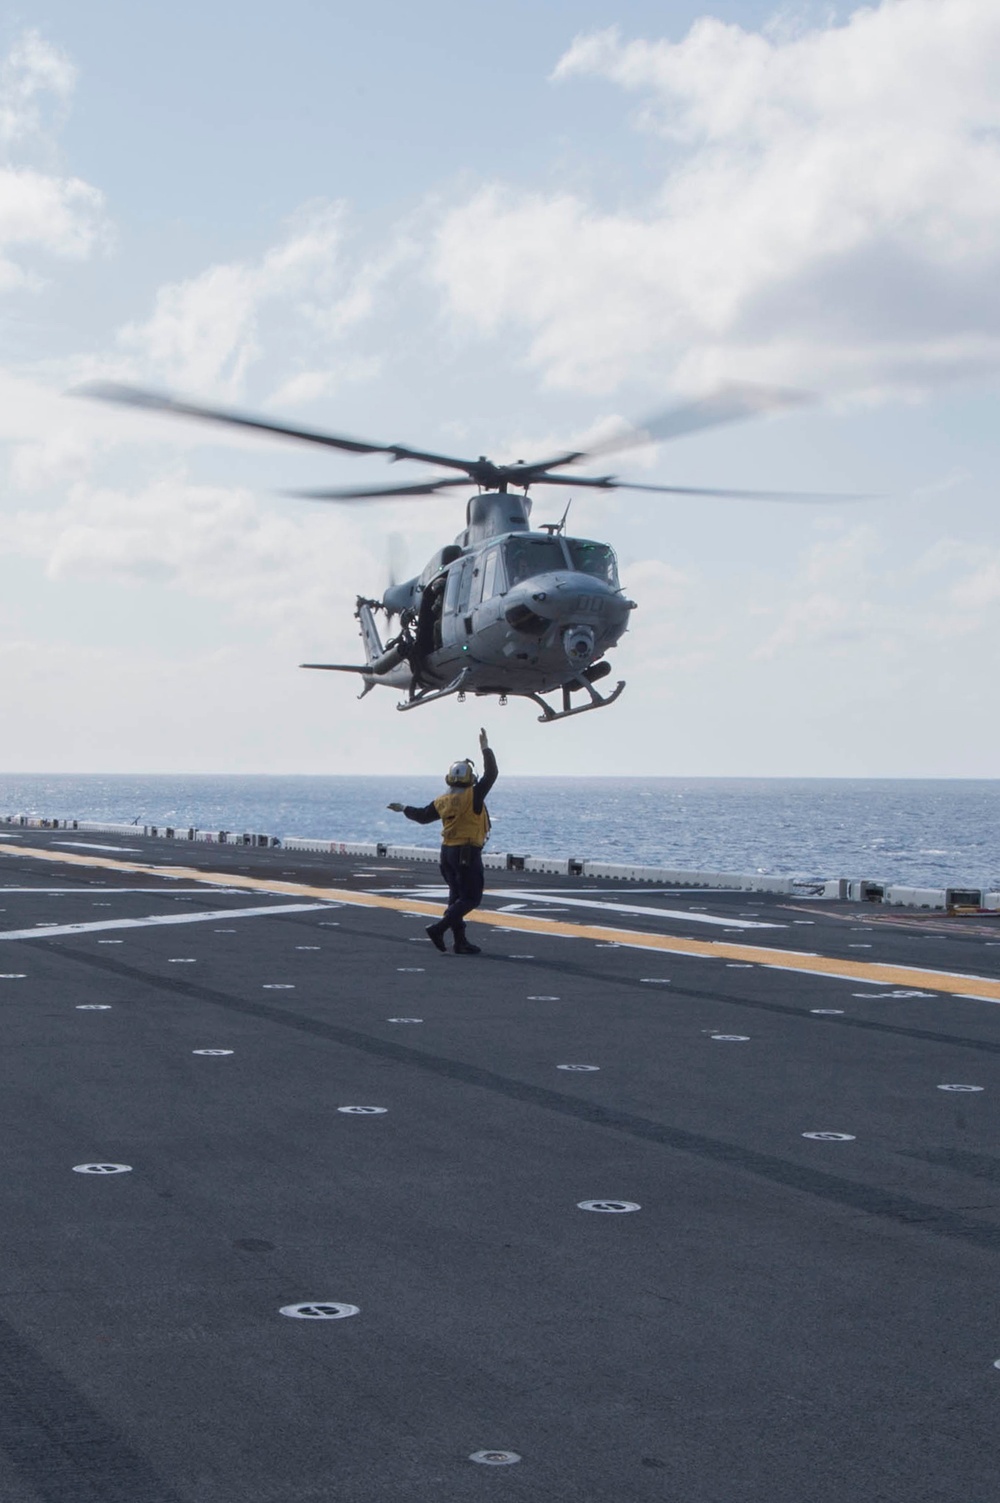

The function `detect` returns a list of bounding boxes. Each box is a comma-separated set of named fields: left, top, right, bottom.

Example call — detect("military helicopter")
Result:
left=80, top=381, right=849, bottom=722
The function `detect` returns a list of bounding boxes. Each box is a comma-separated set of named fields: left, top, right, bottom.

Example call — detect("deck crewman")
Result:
left=388, top=727, right=497, bottom=955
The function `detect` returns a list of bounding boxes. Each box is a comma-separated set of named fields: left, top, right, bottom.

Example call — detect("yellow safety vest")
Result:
left=433, top=786, right=489, bottom=847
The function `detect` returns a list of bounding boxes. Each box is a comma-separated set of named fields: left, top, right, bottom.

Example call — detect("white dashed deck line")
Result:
left=54, top=842, right=143, bottom=852
left=0, top=877, right=242, bottom=889
left=0, top=902, right=330, bottom=941
left=378, top=886, right=784, bottom=928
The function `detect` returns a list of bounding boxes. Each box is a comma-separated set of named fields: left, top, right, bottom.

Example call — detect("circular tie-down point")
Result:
left=557, top=1063, right=600, bottom=1072
left=469, top=1451, right=521, bottom=1466
left=577, top=1199, right=641, bottom=1213
left=527, top=995, right=559, bottom=1001
left=76, top=1004, right=111, bottom=1010
left=279, top=1302, right=359, bottom=1320
left=938, top=1083, right=984, bottom=1092
left=802, top=1132, right=856, bottom=1142
left=387, top=1017, right=423, bottom=1024
left=338, top=1105, right=388, bottom=1115
left=73, top=1163, right=133, bottom=1175
left=192, top=1048, right=234, bottom=1056
left=711, top=1034, right=750, bottom=1042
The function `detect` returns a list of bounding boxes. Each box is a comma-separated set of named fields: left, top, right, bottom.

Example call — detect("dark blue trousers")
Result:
left=437, top=844, right=485, bottom=940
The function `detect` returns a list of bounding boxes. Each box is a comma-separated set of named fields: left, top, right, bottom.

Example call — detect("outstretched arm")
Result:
left=387, top=801, right=441, bottom=825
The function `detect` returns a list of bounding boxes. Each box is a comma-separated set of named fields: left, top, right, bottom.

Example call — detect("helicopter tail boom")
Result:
left=300, top=597, right=412, bottom=695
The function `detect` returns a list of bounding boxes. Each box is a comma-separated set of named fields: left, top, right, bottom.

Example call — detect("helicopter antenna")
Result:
left=540, top=498, right=572, bottom=536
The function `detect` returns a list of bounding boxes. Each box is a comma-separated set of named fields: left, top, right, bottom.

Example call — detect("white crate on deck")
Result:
left=76, top=821, right=144, bottom=836
left=385, top=845, right=438, bottom=863
left=524, top=855, right=571, bottom=875
left=282, top=838, right=379, bottom=856
left=885, top=886, right=948, bottom=909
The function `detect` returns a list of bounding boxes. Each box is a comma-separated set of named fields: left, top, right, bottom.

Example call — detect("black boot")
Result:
left=425, top=923, right=447, bottom=953
left=452, top=925, right=481, bottom=956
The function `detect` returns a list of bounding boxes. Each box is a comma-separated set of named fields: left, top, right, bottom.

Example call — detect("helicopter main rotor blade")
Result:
left=516, top=383, right=814, bottom=477
left=75, top=382, right=392, bottom=456
left=74, top=381, right=487, bottom=476
left=286, top=477, right=474, bottom=502
left=527, top=471, right=868, bottom=501
left=579, top=478, right=871, bottom=503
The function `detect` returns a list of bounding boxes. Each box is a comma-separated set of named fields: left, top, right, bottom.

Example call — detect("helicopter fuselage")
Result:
left=376, top=491, right=635, bottom=703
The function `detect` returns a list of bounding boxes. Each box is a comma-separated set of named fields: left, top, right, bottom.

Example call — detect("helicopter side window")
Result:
left=443, top=559, right=467, bottom=613
left=503, top=537, right=567, bottom=586
left=479, top=548, right=502, bottom=602
left=456, top=557, right=476, bottom=614
left=566, top=539, right=619, bottom=587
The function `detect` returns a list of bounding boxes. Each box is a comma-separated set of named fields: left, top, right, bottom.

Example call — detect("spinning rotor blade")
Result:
left=76, top=381, right=389, bottom=456
left=287, top=477, right=473, bottom=502
left=516, top=383, right=813, bottom=477
left=74, top=382, right=487, bottom=475
left=534, top=473, right=868, bottom=502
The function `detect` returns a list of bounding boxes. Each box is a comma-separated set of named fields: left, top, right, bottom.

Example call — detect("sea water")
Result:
left=1, top=774, right=997, bottom=888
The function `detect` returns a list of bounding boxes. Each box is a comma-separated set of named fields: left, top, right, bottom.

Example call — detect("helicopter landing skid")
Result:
left=529, top=676, right=626, bottom=723
left=396, top=667, right=471, bottom=713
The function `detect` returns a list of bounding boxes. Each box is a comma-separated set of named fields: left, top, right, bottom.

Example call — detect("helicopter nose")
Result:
left=563, top=625, right=596, bottom=664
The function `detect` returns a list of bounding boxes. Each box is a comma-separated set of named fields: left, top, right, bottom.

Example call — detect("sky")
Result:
left=1, top=0, right=999, bottom=777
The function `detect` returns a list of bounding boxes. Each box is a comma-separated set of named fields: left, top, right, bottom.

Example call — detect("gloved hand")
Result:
left=387, top=802, right=404, bottom=813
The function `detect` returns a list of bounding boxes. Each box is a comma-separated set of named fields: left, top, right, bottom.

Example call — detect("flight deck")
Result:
left=0, top=829, right=998, bottom=1502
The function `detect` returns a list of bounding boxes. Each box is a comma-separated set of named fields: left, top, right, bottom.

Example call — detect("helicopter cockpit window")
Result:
left=566, top=540, right=619, bottom=587
left=503, top=537, right=567, bottom=587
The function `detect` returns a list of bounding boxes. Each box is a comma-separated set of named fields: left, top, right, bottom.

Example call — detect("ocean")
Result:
left=1, top=774, right=997, bottom=888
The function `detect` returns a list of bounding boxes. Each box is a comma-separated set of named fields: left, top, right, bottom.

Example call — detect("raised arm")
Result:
left=472, top=727, right=497, bottom=814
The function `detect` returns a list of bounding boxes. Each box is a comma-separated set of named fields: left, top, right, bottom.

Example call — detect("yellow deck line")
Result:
left=3, top=841, right=1000, bottom=1002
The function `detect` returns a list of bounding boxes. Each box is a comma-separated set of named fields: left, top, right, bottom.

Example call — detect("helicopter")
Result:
left=79, top=381, right=851, bottom=723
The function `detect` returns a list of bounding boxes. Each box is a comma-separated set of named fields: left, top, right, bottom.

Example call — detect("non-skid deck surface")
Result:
left=1, top=831, right=998, bottom=1501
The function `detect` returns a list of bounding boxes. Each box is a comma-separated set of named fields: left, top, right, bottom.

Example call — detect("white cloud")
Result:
left=0, top=30, right=75, bottom=147
left=0, top=166, right=105, bottom=289
left=0, top=470, right=384, bottom=648
left=431, top=0, right=1000, bottom=396
left=0, top=32, right=106, bottom=291
left=117, top=205, right=412, bottom=398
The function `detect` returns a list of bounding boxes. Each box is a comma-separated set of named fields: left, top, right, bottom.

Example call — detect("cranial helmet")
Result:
left=446, top=759, right=475, bottom=787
